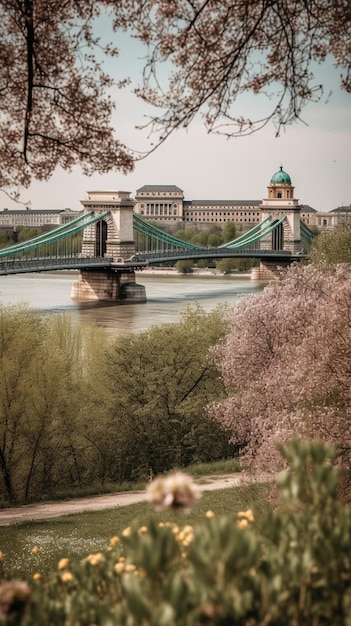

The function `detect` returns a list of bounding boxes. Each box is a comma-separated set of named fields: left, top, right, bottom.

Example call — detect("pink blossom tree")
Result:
left=208, top=263, right=351, bottom=471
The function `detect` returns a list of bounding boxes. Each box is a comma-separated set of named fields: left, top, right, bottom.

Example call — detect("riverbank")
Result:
left=136, top=267, right=252, bottom=277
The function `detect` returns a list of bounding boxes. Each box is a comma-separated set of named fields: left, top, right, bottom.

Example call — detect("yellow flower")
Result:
left=238, top=519, right=248, bottom=529
left=125, top=563, right=136, bottom=573
left=110, top=536, right=120, bottom=546
left=122, top=526, right=132, bottom=537
left=0, top=551, right=3, bottom=561
left=177, top=524, right=194, bottom=546
left=114, top=562, right=125, bottom=574
left=87, top=552, right=104, bottom=566
left=58, top=558, right=69, bottom=570
left=237, top=509, right=255, bottom=523
left=33, top=573, right=41, bottom=581
left=118, top=556, right=126, bottom=563
left=32, top=546, right=40, bottom=554
left=61, top=572, right=74, bottom=583
left=206, top=510, right=215, bottom=519
left=138, top=526, right=148, bottom=535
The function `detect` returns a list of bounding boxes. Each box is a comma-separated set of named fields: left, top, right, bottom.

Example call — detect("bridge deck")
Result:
left=0, top=248, right=307, bottom=275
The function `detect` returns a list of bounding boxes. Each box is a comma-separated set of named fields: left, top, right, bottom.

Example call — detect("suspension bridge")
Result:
left=0, top=191, right=313, bottom=303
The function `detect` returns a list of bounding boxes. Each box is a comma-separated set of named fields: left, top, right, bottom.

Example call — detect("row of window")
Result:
left=137, top=192, right=183, bottom=198
left=0, top=217, right=60, bottom=225
left=140, top=203, right=178, bottom=209
left=188, top=206, right=260, bottom=210
left=185, top=211, right=261, bottom=217
left=143, top=204, right=179, bottom=216
left=185, top=217, right=260, bottom=223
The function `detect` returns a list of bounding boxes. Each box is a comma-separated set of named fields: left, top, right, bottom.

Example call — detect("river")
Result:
left=0, top=270, right=266, bottom=337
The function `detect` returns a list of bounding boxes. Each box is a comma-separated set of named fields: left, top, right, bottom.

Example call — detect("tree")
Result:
left=2, top=1, right=350, bottom=197
left=208, top=264, right=351, bottom=472
left=0, top=0, right=133, bottom=197
left=222, top=222, right=237, bottom=244
left=176, top=259, right=193, bottom=274
left=0, top=305, right=107, bottom=503
left=95, top=305, right=234, bottom=481
left=0, top=306, right=43, bottom=502
left=216, top=259, right=238, bottom=274
left=310, top=223, right=351, bottom=264
left=118, top=0, right=351, bottom=146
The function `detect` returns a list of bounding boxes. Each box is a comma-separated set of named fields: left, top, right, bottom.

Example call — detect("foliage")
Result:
left=215, top=259, right=239, bottom=274
left=0, top=306, right=109, bottom=503
left=88, top=305, right=234, bottom=483
left=2, top=440, right=351, bottom=625
left=118, top=0, right=351, bottom=145
left=208, top=263, right=351, bottom=471
left=16, top=227, right=42, bottom=243
left=175, top=259, right=193, bottom=274
left=0, top=303, right=235, bottom=503
left=310, top=223, right=351, bottom=264
left=0, top=230, right=15, bottom=248
left=174, top=227, right=198, bottom=243
left=216, top=258, right=258, bottom=273
left=222, top=222, right=236, bottom=243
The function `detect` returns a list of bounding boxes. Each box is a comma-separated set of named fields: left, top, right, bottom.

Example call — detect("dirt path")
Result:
left=0, top=472, right=274, bottom=526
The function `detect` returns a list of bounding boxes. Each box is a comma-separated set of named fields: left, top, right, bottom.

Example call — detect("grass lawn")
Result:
left=0, top=482, right=271, bottom=578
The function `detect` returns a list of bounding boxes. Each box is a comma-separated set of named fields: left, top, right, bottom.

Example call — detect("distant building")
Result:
left=134, top=185, right=184, bottom=221
left=0, top=207, right=82, bottom=229
left=134, top=176, right=348, bottom=231
left=2, top=178, right=349, bottom=232
left=329, top=205, right=351, bottom=225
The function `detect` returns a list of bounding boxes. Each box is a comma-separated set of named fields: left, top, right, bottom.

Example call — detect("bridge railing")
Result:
left=0, top=256, right=113, bottom=275
left=129, top=247, right=301, bottom=263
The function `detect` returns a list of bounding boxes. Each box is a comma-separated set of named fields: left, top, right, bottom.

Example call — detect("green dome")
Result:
left=270, top=166, right=291, bottom=184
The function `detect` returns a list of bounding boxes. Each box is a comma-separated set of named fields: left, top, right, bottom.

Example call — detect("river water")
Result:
left=0, top=270, right=265, bottom=337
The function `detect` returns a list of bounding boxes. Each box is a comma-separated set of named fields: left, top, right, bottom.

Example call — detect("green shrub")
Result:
left=1, top=439, right=351, bottom=625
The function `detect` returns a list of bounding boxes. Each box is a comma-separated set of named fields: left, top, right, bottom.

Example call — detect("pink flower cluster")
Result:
left=208, top=264, right=351, bottom=471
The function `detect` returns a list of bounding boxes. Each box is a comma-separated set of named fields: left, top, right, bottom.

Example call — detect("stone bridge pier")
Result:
left=71, top=190, right=146, bottom=303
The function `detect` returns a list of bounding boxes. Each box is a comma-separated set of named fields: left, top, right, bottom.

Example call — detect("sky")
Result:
left=1, top=26, right=350, bottom=213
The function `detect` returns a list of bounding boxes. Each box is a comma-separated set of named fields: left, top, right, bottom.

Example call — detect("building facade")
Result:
left=0, top=207, right=83, bottom=228
left=134, top=185, right=184, bottom=221
left=1, top=175, right=349, bottom=232
left=134, top=176, right=348, bottom=231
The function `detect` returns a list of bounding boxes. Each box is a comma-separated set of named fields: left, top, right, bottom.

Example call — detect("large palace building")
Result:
left=134, top=169, right=350, bottom=232
left=0, top=168, right=349, bottom=231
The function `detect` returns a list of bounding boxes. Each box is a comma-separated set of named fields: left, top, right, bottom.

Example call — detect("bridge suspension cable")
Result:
left=133, top=214, right=206, bottom=250
left=218, top=216, right=272, bottom=248
left=0, top=211, right=110, bottom=258
left=0, top=211, right=93, bottom=257
left=299, top=221, right=315, bottom=243
left=226, top=215, right=287, bottom=249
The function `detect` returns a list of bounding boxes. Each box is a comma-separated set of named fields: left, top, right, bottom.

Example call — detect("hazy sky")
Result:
left=2, top=27, right=350, bottom=213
